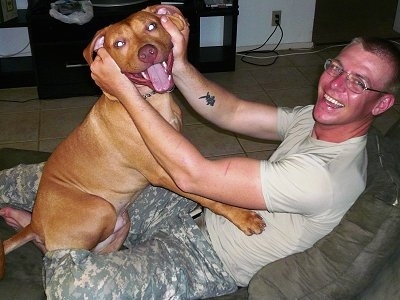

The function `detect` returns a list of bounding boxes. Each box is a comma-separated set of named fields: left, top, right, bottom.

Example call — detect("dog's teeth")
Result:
left=162, top=61, right=167, bottom=69
left=141, top=72, right=148, bottom=80
left=168, top=75, right=171, bottom=81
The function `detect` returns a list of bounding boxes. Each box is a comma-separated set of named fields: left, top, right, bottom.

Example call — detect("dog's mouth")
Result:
left=123, top=51, right=174, bottom=94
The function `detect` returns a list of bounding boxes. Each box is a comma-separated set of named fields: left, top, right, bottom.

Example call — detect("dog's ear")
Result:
left=83, top=27, right=107, bottom=65
left=145, top=5, right=187, bottom=31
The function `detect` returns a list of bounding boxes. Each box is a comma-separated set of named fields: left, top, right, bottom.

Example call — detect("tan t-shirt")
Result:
left=205, top=105, right=367, bottom=286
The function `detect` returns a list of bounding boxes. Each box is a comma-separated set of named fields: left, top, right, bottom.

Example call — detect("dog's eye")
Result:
left=114, top=40, right=125, bottom=48
left=148, top=22, right=156, bottom=31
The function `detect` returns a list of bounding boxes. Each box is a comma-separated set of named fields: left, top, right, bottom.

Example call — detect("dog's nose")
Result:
left=138, top=44, right=158, bottom=63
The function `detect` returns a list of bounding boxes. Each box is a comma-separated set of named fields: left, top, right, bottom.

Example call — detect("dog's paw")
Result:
left=234, top=210, right=266, bottom=236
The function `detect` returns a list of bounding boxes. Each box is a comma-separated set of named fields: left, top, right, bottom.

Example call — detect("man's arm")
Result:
left=161, top=15, right=280, bottom=141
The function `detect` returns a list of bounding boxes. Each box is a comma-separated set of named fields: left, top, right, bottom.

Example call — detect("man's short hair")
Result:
left=349, top=37, right=400, bottom=94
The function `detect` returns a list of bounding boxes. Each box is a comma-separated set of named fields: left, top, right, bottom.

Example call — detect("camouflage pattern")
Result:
left=0, top=162, right=45, bottom=211
left=0, top=164, right=237, bottom=299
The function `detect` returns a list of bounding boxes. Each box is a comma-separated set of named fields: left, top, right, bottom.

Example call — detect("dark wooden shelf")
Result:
left=0, top=9, right=28, bottom=28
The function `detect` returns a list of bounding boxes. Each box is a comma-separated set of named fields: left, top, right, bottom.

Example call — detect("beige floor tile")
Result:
left=252, top=66, right=311, bottom=90
left=316, top=44, right=346, bottom=61
left=40, top=95, right=98, bottom=110
left=235, top=53, right=293, bottom=70
left=204, top=69, right=265, bottom=93
left=40, top=107, right=91, bottom=140
left=286, top=52, right=325, bottom=67
left=0, top=99, right=40, bottom=114
left=0, top=87, right=40, bottom=113
left=297, top=65, right=323, bottom=87
left=39, top=138, right=64, bottom=153
left=183, top=123, right=243, bottom=157
left=234, top=89, right=274, bottom=105
left=267, top=86, right=317, bottom=107
left=0, top=111, right=40, bottom=143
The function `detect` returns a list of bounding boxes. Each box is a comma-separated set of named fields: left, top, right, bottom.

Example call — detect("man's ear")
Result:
left=372, top=94, right=395, bottom=116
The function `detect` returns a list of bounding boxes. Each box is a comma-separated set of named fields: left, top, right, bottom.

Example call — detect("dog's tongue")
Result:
left=147, top=63, right=172, bottom=92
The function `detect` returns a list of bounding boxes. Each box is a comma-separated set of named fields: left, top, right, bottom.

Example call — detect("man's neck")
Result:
left=312, top=122, right=371, bottom=143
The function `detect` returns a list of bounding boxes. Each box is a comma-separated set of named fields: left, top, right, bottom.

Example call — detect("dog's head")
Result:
left=83, top=5, right=186, bottom=93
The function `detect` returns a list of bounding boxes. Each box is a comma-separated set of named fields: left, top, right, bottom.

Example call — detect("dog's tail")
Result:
left=0, top=225, right=36, bottom=279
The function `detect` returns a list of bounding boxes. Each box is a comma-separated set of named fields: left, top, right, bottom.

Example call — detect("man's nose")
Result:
left=329, top=73, right=347, bottom=92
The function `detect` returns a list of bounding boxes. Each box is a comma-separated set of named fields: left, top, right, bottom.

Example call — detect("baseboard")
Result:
left=236, top=42, right=314, bottom=53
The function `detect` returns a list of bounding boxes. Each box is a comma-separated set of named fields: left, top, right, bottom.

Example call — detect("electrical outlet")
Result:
left=271, top=10, right=281, bottom=26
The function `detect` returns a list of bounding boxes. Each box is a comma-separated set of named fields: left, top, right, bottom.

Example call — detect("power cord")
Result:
left=237, top=23, right=284, bottom=67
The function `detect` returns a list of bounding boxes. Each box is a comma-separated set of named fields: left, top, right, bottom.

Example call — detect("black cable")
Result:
left=237, top=23, right=284, bottom=67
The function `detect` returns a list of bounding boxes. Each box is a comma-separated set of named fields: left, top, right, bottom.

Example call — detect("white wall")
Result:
left=236, top=0, right=316, bottom=49
left=201, top=0, right=316, bottom=50
left=0, top=0, right=316, bottom=59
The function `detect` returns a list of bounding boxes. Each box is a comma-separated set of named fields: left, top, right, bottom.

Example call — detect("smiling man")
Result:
left=313, top=38, right=396, bottom=142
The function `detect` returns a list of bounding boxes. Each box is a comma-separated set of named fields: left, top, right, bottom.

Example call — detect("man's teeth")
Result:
left=324, top=94, right=344, bottom=108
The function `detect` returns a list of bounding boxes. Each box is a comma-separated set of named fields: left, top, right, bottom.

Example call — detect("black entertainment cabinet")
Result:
left=186, top=0, right=239, bottom=73
left=17, top=0, right=238, bottom=99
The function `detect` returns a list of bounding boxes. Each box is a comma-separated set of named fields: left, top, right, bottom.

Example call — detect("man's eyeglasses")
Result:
left=323, top=59, right=390, bottom=94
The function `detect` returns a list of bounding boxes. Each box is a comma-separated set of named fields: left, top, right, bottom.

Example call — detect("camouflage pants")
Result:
left=0, top=163, right=237, bottom=299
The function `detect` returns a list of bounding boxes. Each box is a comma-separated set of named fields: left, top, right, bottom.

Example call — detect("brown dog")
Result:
left=0, top=5, right=265, bottom=278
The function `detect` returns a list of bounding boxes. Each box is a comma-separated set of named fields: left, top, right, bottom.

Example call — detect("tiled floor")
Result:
left=1, top=48, right=399, bottom=160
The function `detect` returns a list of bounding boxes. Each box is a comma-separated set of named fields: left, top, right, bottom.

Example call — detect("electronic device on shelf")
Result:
left=203, top=0, right=232, bottom=8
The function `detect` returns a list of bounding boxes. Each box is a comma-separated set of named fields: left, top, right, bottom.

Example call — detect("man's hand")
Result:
left=90, top=48, right=138, bottom=100
left=160, top=14, right=190, bottom=74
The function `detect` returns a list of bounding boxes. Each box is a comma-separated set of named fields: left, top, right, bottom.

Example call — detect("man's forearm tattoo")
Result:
left=198, top=92, right=215, bottom=106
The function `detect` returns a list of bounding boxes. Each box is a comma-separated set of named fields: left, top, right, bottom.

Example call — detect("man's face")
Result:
left=313, top=43, right=394, bottom=129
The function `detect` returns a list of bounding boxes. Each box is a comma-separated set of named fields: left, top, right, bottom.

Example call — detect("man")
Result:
left=1, top=12, right=398, bottom=298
